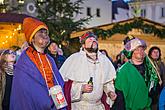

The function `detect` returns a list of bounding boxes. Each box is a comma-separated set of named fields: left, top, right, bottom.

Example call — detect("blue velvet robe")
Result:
left=159, top=87, right=165, bottom=110
left=10, top=51, right=66, bottom=110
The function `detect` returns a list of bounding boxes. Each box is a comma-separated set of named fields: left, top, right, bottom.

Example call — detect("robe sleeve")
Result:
left=64, top=80, right=83, bottom=110
left=104, top=80, right=115, bottom=93
left=71, top=81, right=83, bottom=102
left=64, top=80, right=83, bottom=102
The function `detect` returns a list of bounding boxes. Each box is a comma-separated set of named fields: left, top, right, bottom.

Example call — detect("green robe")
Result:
left=115, top=62, right=151, bottom=110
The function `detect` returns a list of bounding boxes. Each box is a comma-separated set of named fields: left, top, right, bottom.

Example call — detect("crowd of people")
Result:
left=0, top=17, right=165, bottom=110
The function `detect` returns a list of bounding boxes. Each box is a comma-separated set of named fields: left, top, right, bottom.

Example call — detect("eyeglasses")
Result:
left=10, top=52, right=16, bottom=55
left=0, top=50, right=16, bottom=57
left=5, top=50, right=16, bottom=55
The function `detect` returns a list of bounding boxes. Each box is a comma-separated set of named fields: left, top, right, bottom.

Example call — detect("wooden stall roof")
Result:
left=70, top=17, right=165, bottom=38
left=0, top=13, right=32, bottom=23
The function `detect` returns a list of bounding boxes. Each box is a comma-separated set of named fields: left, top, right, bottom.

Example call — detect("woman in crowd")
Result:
left=148, top=46, right=165, bottom=88
left=148, top=46, right=165, bottom=110
left=0, top=49, right=16, bottom=110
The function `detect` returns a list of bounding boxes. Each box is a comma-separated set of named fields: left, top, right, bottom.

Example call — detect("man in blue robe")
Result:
left=10, top=17, right=67, bottom=110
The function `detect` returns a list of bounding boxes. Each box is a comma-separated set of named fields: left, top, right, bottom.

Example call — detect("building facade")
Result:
left=112, top=0, right=165, bottom=25
left=128, top=0, right=165, bottom=24
left=72, top=0, right=112, bottom=28
left=112, top=0, right=129, bottom=22
left=1, top=0, right=165, bottom=27
left=1, top=0, right=112, bottom=28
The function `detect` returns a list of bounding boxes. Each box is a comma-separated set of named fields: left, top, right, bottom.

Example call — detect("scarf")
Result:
left=143, top=56, right=159, bottom=92
left=26, top=46, right=54, bottom=88
left=4, top=65, right=14, bottom=76
left=123, top=49, right=159, bottom=91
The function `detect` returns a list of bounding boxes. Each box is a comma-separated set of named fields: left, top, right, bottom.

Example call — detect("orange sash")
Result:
left=26, top=46, right=54, bottom=88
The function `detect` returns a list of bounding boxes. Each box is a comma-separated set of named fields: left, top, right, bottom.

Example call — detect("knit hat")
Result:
left=23, top=17, right=48, bottom=43
left=123, top=35, right=135, bottom=45
left=124, top=38, right=146, bottom=52
left=79, top=31, right=97, bottom=44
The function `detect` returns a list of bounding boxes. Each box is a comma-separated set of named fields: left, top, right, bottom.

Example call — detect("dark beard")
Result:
left=85, top=42, right=98, bottom=53
left=85, top=48, right=98, bottom=53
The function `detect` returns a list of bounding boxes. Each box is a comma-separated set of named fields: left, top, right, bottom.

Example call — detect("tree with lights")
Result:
left=35, top=0, right=90, bottom=56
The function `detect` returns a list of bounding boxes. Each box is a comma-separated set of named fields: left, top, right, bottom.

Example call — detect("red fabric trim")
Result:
left=64, top=80, right=72, bottom=110
left=101, top=92, right=110, bottom=110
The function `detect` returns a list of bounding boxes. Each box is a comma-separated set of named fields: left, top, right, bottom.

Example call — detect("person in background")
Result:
left=60, top=31, right=116, bottom=110
left=47, top=41, right=66, bottom=69
left=148, top=46, right=165, bottom=88
left=113, top=37, right=159, bottom=110
left=159, top=87, right=165, bottom=110
left=99, top=49, right=112, bottom=62
left=0, top=49, right=16, bottom=110
left=10, top=17, right=66, bottom=110
left=113, top=35, right=135, bottom=70
left=100, top=49, right=116, bottom=69
left=15, top=41, right=29, bottom=61
left=122, top=35, right=136, bottom=60
left=148, top=46, right=165, bottom=110
left=114, top=52, right=128, bottom=70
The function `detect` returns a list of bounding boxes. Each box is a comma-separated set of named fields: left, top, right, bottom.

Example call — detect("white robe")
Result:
left=60, top=50, right=116, bottom=110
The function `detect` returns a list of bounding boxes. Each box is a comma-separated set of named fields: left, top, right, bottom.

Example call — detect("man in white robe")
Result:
left=60, top=31, right=116, bottom=110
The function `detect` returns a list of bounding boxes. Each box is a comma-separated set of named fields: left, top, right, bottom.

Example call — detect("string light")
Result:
left=0, top=23, right=25, bottom=49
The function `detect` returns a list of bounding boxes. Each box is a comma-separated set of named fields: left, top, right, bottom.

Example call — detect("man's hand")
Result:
left=82, top=84, right=93, bottom=93
left=108, top=91, right=117, bottom=101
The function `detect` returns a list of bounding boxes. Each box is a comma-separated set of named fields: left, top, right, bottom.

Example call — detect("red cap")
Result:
left=79, top=31, right=97, bottom=44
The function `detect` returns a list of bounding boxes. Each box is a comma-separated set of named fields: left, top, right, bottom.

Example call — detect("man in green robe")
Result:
left=113, top=37, right=159, bottom=110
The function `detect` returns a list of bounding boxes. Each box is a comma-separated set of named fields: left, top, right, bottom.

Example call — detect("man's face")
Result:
left=83, top=37, right=98, bottom=53
left=32, top=29, right=50, bottom=49
left=132, top=46, right=145, bottom=62
left=151, top=49, right=160, bottom=60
